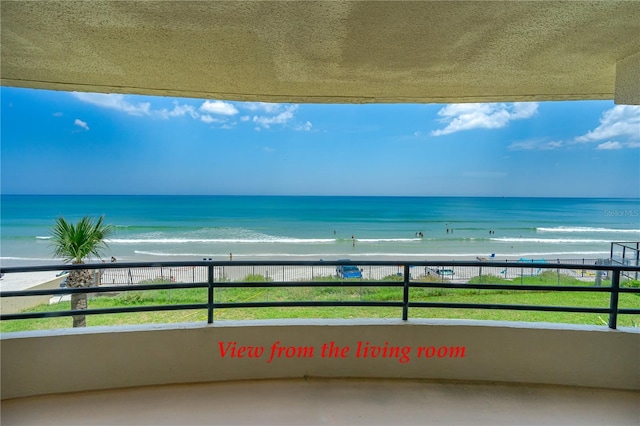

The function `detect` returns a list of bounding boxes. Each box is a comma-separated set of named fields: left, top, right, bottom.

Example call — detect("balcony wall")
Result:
left=2, top=319, right=639, bottom=400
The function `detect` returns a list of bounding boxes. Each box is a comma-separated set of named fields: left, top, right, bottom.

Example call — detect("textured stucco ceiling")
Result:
left=1, top=1, right=639, bottom=104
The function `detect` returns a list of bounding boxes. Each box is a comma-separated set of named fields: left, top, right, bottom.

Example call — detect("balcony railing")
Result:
left=1, top=260, right=639, bottom=329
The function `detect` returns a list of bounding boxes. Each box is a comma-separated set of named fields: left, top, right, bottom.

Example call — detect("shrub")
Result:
left=243, top=274, right=272, bottom=282
left=382, top=274, right=404, bottom=282
left=139, top=278, right=172, bottom=285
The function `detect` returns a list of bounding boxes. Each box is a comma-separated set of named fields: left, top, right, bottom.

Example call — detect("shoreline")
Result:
left=1, top=251, right=610, bottom=267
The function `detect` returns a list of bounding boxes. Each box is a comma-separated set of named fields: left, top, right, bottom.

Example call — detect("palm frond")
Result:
left=51, top=216, right=114, bottom=264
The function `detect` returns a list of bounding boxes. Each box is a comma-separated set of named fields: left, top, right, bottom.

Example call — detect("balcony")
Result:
left=1, top=260, right=639, bottom=424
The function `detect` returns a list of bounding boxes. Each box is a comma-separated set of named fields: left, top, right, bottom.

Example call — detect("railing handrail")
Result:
left=1, top=260, right=639, bottom=329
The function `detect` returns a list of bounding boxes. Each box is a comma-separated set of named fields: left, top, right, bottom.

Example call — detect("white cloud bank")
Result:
left=432, top=102, right=538, bottom=136
left=253, top=105, right=296, bottom=128
left=71, top=93, right=311, bottom=131
left=509, top=104, right=640, bottom=151
left=596, top=141, right=622, bottom=150
left=73, top=93, right=151, bottom=116
left=157, top=103, right=199, bottom=120
left=576, top=105, right=640, bottom=149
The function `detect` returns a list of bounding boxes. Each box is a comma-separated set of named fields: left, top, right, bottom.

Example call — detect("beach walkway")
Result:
left=0, top=271, right=61, bottom=292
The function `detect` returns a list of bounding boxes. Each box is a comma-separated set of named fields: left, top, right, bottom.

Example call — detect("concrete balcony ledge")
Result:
left=2, top=319, right=639, bottom=402
left=3, top=378, right=639, bottom=426
left=2, top=319, right=639, bottom=424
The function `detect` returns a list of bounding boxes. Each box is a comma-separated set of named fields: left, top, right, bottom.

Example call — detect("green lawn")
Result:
left=2, top=273, right=638, bottom=332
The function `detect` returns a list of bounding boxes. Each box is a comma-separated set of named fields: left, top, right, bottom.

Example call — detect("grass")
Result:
left=2, top=273, right=639, bottom=332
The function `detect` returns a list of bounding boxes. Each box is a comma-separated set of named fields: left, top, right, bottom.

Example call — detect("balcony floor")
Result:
left=2, top=378, right=639, bottom=425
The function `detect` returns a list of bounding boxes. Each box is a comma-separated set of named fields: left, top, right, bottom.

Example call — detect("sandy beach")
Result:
left=1, top=254, right=601, bottom=292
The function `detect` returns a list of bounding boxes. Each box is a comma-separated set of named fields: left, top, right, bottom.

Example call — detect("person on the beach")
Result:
left=111, top=256, right=116, bottom=262
left=229, top=253, right=233, bottom=261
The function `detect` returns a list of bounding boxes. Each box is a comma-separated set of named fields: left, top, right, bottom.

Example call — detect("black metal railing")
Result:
left=611, top=242, right=640, bottom=280
left=1, top=260, right=639, bottom=329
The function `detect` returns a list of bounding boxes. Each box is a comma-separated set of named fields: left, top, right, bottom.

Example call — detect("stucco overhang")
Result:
left=1, top=1, right=639, bottom=104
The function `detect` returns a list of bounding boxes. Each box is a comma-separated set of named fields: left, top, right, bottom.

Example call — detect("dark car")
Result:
left=336, top=261, right=363, bottom=279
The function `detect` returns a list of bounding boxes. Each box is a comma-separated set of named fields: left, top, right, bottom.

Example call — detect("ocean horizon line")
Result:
left=2, top=194, right=639, bottom=200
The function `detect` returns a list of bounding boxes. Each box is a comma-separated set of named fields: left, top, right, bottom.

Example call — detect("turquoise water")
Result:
left=1, top=195, right=639, bottom=265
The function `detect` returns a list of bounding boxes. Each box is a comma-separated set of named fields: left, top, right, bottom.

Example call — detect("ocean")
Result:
left=1, top=195, right=639, bottom=266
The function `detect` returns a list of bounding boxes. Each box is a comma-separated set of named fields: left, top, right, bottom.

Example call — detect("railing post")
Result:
left=608, top=268, right=620, bottom=330
left=402, top=265, right=410, bottom=321
left=208, top=264, right=214, bottom=324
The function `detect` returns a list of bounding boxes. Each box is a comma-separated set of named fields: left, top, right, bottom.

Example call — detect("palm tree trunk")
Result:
left=68, top=268, right=93, bottom=328
left=71, top=293, right=87, bottom=327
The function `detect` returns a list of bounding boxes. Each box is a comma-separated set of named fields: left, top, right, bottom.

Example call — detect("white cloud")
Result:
left=432, top=102, right=538, bottom=136
left=73, top=92, right=197, bottom=120
left=74, top=119, right=89, bottom=131
left=157, top=103, right=199, bottom=120
left=508, top=138, right=563, bottom=151
left=200, top=100, right=238, bottom=116
left=546, top=141, right=563, bottom=150
left=72, top=92, right=151, bottom=116
left=576, top=105, right=640, bottom=144
left=596, top=141, right=622, bottom=150
left=200, top=115, right=231, bottom=126
left=71, top=92, right=310, bottom=132
left=245, top=102, right=282, bottom=113
left=294, top=121, right=313, bottom=131
left=510, top=102, right=539, bottom=119
left=245, top=103, right=308, bottom=130
left=253, top=105, right=298, bottom=128
left=53, top=112, right=63, bottom=117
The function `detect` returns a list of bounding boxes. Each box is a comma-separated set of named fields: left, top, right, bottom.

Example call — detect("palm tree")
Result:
left=51, top=216, right=113, bottom=327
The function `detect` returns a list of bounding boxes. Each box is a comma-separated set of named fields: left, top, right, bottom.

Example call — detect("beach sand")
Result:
left=2, top=256, right=599, bottom=291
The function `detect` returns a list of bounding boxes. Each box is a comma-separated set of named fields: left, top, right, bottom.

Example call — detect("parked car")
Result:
left=336, top=260, right=363, bottom=279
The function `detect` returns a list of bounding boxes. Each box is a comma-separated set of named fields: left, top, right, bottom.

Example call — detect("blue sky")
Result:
left=1, top=87, right=639, bottom=197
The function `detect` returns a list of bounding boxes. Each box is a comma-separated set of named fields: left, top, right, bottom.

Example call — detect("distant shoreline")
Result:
left=1, top=252, right=608, bottom=268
